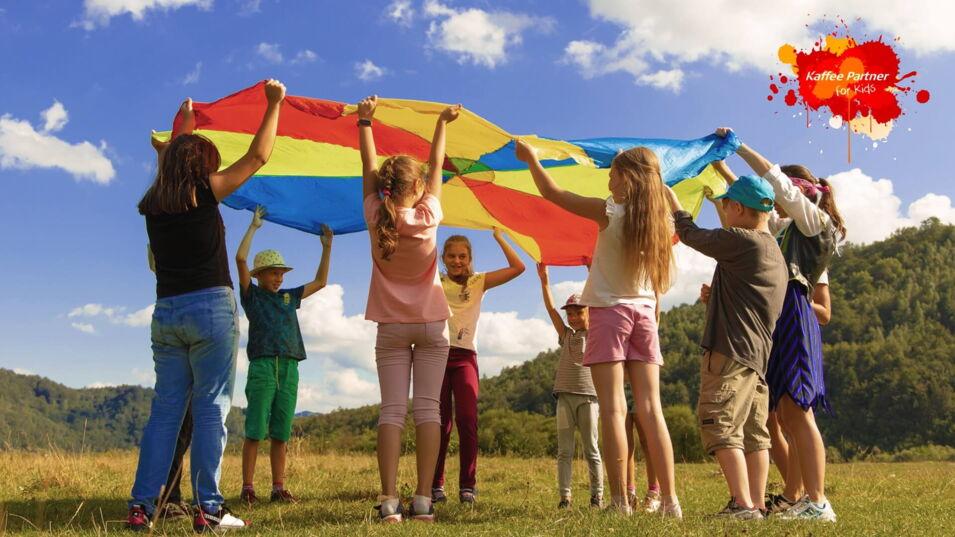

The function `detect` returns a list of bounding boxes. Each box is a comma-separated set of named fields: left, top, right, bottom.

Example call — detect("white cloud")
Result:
left=292, top=49, right=318, bottom=64
left=132, top=367, right=155, bottom=386
left=355, top=59, right=386, bottom=81
left=387, top=0, right=414, bottom=26
left=40, top=101, right=68, bottom=133
left=238, top=0, right=261, bottom=16
left=182, top=61, right=202, bottom=85
left=13, top=368, right=34, bottom=376
left=0, top=104, right=115, bottom=184
left=827, top=168, right=955, bottom=244
left=476, top=311, right=554, bottom=376
left=66, top=303, right=154, bottom=330
left=78, top=0, right=212, bottom=30
left=256, top=42, right=284, bottom=64
left=86, top=381, right=118, bottom=388
left=552, top=280, right=585, bottom=306
left=71, top=322, right=96, bottom=334
left=423, top=0, right=555, bottom=68
left=566, top=0, right=955, bottom=91
left=297, top=285, right=377, bottom=372
left=663, top=243, right=717, bottom=310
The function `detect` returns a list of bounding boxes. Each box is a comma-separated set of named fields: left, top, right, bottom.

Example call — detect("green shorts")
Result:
left=244, top=356, right=299, bottom=442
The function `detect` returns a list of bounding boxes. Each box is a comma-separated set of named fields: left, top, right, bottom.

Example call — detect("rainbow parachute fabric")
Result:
left=155, top=82, right=740, bottom=265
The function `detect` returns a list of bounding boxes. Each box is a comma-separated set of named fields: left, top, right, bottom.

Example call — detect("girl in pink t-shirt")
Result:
left=357, top=95, right=460, bottom=523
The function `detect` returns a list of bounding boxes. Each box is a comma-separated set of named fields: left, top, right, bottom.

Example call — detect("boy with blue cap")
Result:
left=663, top=164, right=788, bottom=520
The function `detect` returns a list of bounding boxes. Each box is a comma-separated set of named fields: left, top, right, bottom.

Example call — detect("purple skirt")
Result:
left=767, top=282, right=830, bottom=412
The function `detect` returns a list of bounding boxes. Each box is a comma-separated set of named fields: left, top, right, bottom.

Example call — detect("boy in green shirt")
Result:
left=235, top=206, right=332, bottom=504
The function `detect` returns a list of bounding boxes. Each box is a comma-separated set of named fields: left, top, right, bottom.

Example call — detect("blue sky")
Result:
left=1, top=0, right=953, bottom=411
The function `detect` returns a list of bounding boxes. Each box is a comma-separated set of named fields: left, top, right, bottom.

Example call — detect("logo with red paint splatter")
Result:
left=769, top=24, right=930, bottom=161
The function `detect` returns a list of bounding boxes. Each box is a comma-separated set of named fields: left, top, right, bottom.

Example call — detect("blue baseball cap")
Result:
left=713, top=175, right=775, bottom=212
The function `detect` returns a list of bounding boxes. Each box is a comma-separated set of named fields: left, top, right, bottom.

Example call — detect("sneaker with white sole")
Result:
left=776, top=497, right=837, bottom=522
left=375, top=498, right=404, bottom=523
left=431, top=487, right=447, bottom=503
left=661, top=501, right=684, bottom=520
left=643, top=490, right=662, bottom=513
left=408, top=496, right=435, bottom=522
left=193, top=506, right=248, bottom=533
left=712, top=498, right=763, bottom=520
left=459, top=488, right=476, bottom=504
left=126, top=504, right=152, bottom=532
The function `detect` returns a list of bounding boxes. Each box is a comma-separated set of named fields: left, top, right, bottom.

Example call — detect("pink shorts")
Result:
left=583, top=303, right=664, bottom=367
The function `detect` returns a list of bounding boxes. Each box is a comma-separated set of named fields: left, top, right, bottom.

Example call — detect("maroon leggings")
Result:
left=433, top=347, right=479, bottom=490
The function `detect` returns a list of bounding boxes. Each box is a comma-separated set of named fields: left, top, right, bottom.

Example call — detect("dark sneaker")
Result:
left=193, top=506, right=249, bottom=533
left=375, top=500, right=404, bottom=523
left=126, top=504, right=151, bottom=532
left=158, top=501, right=190, bottom=521
left=590, top=494, right=603, bottom=508
left=558, top=498, right=571, bottom=509
left=459, top=488, right=476, bottom=504
left=408, top=498, right=435, bottom=522
left=431, top=487, right=447, bottom=503
left=713, top=498, right=763, bottom=520
left=270, top=489, right=298, bottom=503
left=239, top=488, right=257, bottom=506
left=766, top=493, right=798, bottom=514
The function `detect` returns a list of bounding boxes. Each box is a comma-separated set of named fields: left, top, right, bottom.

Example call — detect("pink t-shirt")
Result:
left=364, top=193, right=450, bottom=323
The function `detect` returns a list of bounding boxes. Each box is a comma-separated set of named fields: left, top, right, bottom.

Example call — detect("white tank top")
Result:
left=580, top=197, right=657, bottom=308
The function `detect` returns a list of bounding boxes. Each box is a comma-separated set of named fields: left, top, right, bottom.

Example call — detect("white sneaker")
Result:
left=777, top=497, right=837, bottom=522
left=193, top=507, right=249, bottom=532
left=643, top=491, right=662, bottom=514
left=661, top=501, right=683, bottom=520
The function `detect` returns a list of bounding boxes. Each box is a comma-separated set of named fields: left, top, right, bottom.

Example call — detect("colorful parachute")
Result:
left=154, top=82, right=739, bottom=265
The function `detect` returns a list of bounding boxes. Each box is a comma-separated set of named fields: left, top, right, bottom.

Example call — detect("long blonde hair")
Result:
left=611, top=147, right=674, bottom=295
left=375, top=155, right=425, bottom=260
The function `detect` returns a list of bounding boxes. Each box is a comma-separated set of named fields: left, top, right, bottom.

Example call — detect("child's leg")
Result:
left=375, top=324, right=414, bottom=498
left=268, top=358, right=298, bottom=490
left=627, top=362, right=677, bottom=503
left=783, top=436, right=804, bottom=499
left=410, top=322, right=450, bottom=499
left=452, top=351, right=480, bottom=491
left=243, top=358, right=277, bottom=489
left=431, top=365, right=455, bottom=490
left=242, top=439, right=260, bottom=489
left=745, top=450, right=769, bottom=509
left=624, top=413, right=636, bottom=493
left=779, top=396, right=827, bottom=503
left=633, top=413, right=659, bottom=490
left=270, top=440, right=287, bottom=489
left=714, top=449, right=753, bottom=507
left=767, top=411, right=789, bottom=482
left=590, top=362, right=628, bottom=507
left=555, top=394, right=577, bottom=500
left=577, top=396, right=603, bottom=499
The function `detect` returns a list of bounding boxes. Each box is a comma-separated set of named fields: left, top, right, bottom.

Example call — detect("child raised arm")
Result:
left=426, top=104, right=461, bottom=198
left=537, top=263, right=567, bottom=339
left=302, top=225, right=333, bottom=299
left=483, top=229, right=526, bottom=290
left=515, top=138, right=608, bottom=228
left=236, top=206, right=266, bottom=292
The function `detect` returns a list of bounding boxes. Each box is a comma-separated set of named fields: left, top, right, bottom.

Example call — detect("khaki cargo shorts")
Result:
left=697, top=351, right=771, bottom=455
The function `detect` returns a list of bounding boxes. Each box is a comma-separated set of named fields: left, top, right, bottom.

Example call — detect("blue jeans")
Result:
left=129, top=286, right=238, bottom=515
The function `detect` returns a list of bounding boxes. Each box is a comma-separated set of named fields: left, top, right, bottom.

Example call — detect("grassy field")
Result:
left=1, top=449, right=953, bottom=536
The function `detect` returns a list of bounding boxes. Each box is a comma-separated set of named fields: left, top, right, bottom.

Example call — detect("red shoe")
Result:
left=126, top=504, right=151, bottom=532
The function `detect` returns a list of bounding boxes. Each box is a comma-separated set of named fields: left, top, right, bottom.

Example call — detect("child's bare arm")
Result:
left=537, top=264, right=567, bottom=339
left=425, top=105, right=461, bottom=198
left=711, top=157, right=737, bottom=185
left=210, top=80, right=285, bottom=201
left=358, top=96, right=379, bottom=200
left=484, top=229, right=526, bottom=290
left=236, top=206, right=265, bottom=292
left=811, top=283, right=831, bottom=325
left=302, top=225, right=333, bottom=299
left=515, top=138, right=608, bottom=228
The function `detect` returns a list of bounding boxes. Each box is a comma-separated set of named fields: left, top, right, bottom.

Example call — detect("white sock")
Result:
left=412, top=495, right=431, bottom=513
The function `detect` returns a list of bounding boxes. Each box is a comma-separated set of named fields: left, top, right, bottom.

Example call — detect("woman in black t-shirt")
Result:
left=127, top=80, right=286, bottom=532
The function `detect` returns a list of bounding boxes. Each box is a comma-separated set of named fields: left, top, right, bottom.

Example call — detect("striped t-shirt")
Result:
left=553, top=328, right=596, bottom=397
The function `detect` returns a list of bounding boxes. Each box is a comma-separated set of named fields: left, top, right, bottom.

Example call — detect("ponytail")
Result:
left=374, top=155, right=425, bottom=260
left=818, top=177, right=847, bottom=241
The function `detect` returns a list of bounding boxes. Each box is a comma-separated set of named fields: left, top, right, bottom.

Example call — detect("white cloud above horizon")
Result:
left=564, top=0, right=955, bottom=91
left=422, top=0, right=555, bottom=68
left=77, top=0, right=212, bottom=30
left=0, top=102, right=115, bottom=184
left=355, top=59, right=386, bottom=82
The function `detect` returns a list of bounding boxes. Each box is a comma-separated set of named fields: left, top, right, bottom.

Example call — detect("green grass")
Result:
left=1, top=449, right=953, bottom=535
